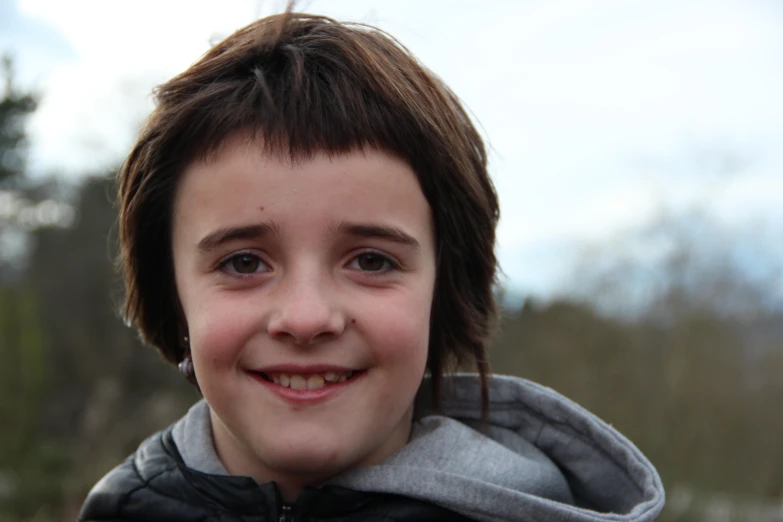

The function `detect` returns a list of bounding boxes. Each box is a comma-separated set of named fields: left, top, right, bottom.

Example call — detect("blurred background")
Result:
left=1, top=0, right=781, bottom=520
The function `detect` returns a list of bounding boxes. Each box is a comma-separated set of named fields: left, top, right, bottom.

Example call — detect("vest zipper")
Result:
left=278, top=504, right=293, bottom=522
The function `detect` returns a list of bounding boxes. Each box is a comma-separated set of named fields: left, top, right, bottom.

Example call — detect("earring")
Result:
left=178, top=351, right=194, bottom=379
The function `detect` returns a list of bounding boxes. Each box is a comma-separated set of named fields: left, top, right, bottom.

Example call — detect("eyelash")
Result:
left=216, top=249, right=401, bottom=278
left=346, top=250, right=401, bottom=275
left=217, top=250, right=270, bottom=277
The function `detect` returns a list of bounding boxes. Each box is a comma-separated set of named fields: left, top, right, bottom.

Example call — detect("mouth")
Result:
left=253, top=370, right=365, bottom=391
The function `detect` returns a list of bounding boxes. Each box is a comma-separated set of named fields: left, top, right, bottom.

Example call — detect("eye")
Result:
left=349, top=252, right=397, bottom=272
left=219, top=252, right=269, bottom=275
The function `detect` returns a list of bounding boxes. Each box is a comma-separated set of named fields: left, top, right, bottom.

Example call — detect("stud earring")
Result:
left=178, top=351, right=194, bottom=379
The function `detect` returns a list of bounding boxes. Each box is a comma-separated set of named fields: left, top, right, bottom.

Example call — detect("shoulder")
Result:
left=78, top=428, right=194, bottom=522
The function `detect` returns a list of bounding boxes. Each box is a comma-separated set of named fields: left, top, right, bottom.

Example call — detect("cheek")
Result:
left=360, top=288, right=432, bottom=371
left=187, top=291, right=261, bottom=368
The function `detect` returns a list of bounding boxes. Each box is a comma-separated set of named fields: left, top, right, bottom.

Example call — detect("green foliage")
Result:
left=492, top=210, right=783, bottom=513
left=0, top=56, right=195, bottom=520
left=492, top=297, right=783, bottom=517
left=0, top=175, right=199, bottom=521
left=26, top=176, right=197, bottom=519
left=0, top=287, right=70, bottom=520
left=0, top=287, right=45, bottom=447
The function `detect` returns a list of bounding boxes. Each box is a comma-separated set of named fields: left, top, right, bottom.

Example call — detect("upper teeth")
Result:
left=268, top=371, right=353, bottom=390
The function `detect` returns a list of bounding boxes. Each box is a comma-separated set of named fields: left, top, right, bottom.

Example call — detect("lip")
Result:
left=254, top=363, right=358, bottom=374
left=248, top=366, right=366, bottom=405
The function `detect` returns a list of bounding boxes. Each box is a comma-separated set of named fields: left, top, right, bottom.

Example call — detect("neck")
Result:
left=207, top=405, right=414, bottom=502
left=207, top=410, right=348, bottom=501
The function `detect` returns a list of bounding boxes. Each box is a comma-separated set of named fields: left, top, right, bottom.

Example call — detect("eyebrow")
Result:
left=336, top=221, right=420, bottom=249
left=197, top=222, right=280, bottom=252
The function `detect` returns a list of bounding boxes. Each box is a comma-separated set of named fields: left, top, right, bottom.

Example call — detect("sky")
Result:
left=2, top=0, right=782, bottom=299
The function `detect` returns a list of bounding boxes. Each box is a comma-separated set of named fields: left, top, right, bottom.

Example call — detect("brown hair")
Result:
left=118, top=11, right=499, bottom=411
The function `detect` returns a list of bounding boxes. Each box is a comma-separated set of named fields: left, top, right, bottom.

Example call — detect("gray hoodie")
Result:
left=173, top=374, right=665, bottom=522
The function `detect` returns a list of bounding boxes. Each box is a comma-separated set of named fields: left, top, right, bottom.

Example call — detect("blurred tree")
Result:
left=26, top=175, right=198, bottom=517
left=0, top=54, right=67, bottom=520
left=0, top=55, right=37, bottom=188
left=0, top=286, right=69, bottom=519
left=0, top=54, right=194, bottom=520
left=0, top=54, right=38, bottom=282
left=491, top=210, right=783, bottom=518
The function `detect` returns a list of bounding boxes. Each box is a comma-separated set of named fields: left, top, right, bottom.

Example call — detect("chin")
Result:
left=264, top=439, right=357, bottom=477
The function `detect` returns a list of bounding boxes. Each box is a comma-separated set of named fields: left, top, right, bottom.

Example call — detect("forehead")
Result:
left=172, top=137, right=434, bottom=246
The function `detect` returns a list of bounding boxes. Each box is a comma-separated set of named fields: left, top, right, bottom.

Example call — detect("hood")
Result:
left=326, top=374, right=665, bottom=522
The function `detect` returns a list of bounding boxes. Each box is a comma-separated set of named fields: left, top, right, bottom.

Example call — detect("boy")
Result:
left=80, top=10, right=664, bottom=522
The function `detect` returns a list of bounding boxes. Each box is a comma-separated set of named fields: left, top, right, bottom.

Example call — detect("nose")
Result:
left=266, top=268, right=345, bottom=345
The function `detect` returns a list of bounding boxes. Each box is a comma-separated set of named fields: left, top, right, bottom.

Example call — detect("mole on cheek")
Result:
left=258, top=206, right=265, bottom=211
left=351, top=319, right=357, bottom=324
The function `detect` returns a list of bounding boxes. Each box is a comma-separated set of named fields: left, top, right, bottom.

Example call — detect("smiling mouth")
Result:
left=254, top=370, right=364, bottom=391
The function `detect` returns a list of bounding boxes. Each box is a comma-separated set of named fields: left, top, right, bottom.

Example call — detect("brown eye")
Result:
left=356, top=253, right=390, bottom=272
left=230, top=254, right=261, bottom=274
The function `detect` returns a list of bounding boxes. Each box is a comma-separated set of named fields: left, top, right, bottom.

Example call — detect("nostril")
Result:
left=311, top=331, right=338, bottom=344
left=272, top=330, right=338, bottom=346
left=267, top=304, right=346, bottom=345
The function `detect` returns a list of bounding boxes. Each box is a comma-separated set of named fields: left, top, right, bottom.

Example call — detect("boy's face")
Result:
left=172, top=136, right=435, bottom=493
